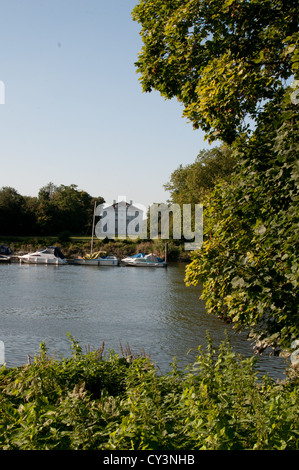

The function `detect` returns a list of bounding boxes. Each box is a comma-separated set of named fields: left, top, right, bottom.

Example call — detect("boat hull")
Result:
left=18, top=246, right=67, bottom=265
left=0, top=255, right=11, bottom=263
left=121, top=259, right=167, bottom=268
left=19, top=256, right=66, bottom=265
left=72, top=257, right=119, bottom=266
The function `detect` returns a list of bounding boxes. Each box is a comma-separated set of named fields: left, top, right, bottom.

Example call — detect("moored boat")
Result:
left=72, top=253, right=119, bottom=266
left=121, top=253, right=167, bottom=267
left=0, top=245, right=12, bottom=263
left=18, top=246, right=67, bottom=265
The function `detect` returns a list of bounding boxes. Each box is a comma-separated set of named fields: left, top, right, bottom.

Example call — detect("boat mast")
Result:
left=90, top=200, right=96, bottom=255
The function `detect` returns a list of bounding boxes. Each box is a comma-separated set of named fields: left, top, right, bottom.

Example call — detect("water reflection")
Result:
left=0, top=262, right=288, bottom=379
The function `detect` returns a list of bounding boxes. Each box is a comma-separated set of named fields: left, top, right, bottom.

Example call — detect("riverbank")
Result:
left=0, top=335, right=298, bottom=450
left=0, top=236, right=191, bottom=262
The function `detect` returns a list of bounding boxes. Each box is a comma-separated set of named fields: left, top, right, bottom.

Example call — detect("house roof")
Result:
left=105, top=200, right=143, bottom=212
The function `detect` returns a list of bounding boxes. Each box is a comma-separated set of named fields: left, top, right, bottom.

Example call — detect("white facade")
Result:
left=95, top=200, right=146, bottom=239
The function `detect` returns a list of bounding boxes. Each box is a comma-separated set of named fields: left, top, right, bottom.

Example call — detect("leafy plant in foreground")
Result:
left=0, top=335, right=298, bottom=450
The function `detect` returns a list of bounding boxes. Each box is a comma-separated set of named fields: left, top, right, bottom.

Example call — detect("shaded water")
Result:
left=0, top=262, right=288, bottom=379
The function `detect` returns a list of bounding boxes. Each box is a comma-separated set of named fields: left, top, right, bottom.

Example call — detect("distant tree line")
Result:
left=0, top=183, right=104, bottom=236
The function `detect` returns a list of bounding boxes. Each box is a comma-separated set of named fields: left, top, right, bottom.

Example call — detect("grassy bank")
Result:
left=0, top=235, right=190, bottom=261
left=0, top=335, right=298, bottom=450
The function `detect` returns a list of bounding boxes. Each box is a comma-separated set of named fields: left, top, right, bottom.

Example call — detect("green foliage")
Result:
left=132, top=0, right=298, bottom=143
left=164, top=145, right=236, bottom=204
left=57, top=230, right=72, bottom=243
left=0, top=183, right=105, bottom=237
left=0, top=187, right=27, bottom=235
left=135, top=0, right=299, bottom=350
left=185, top=94, right=299, bottom=350
left=36, top=183, right=103, bottom=236
left=0, top=336, right=298, bottom=450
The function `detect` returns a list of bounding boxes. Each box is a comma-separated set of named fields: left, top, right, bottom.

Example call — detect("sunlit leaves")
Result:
left=164, top=145, right=236, bottom=205
left=133, top=0, right=298, bottom=361
left=185, top=94, right=299, bottom=350
left=132, top=0, right=298, bottom=143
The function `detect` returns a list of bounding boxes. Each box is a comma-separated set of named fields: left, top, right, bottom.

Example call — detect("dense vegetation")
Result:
left=132, top=0, right=298, bottom=144
left=133, top=0, right=299, bottom=353
left=185, top=103, right=299, bottom=353
left=0, top=1, right=298, bottom=450
left=0, top=336, right=298, bottom=450
left=164, top=145, right=236, bottom=205
left=0, top=183, right=104, bottom=236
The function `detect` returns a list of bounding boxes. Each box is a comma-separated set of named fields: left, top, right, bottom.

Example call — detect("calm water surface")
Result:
left=0, top=262, right=288, bottom=379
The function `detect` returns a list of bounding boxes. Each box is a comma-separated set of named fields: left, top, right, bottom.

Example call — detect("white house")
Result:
left=95, top=199, right=146, bottom=239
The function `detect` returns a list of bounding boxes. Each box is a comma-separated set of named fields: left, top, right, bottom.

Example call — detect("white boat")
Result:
left=72, top=254, right=119, bottom=266
left=0, top=245, right=12, bottom=262
left=121, top=253, right=167, bottom=267
left=18, top=246, right=67, bottom=265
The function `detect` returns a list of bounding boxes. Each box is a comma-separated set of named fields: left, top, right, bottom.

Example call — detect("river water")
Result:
left=0, top=262, right=288, bottom=379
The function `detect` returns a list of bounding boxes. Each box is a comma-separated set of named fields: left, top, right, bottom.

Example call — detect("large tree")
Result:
left=185, top=98, right=298, bottom=352
left=0, top=187, right=26, bottom=235
left=0, top=183, right=104, bottom=236
left=132, top=0, right=299, bottom=351
left=132, top=0, right=298, bottom=143
left=164, top=145, right=235, bottom=205
left=37, top=183, right=104, bottom=235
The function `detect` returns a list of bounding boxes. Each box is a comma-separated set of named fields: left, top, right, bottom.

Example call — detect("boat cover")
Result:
left=43, top=246, right=65, bottom=259
left=0, top=245, right=12, bottom=255
left=131, top=253, right=163, bottom=262
left=83, top=251, right=107, bottom=260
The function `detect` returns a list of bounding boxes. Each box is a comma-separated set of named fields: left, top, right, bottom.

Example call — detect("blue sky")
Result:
left=0, top=0, right=213, bottom=209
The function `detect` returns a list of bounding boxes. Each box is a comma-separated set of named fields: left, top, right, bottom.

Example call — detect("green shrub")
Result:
left=57, top=231, right=72, bottom=243
left=0, top=335, right=298, bottom=450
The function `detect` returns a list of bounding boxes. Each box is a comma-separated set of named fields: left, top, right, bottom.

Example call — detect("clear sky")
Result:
left=0, top=0, right=214, bottom=209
